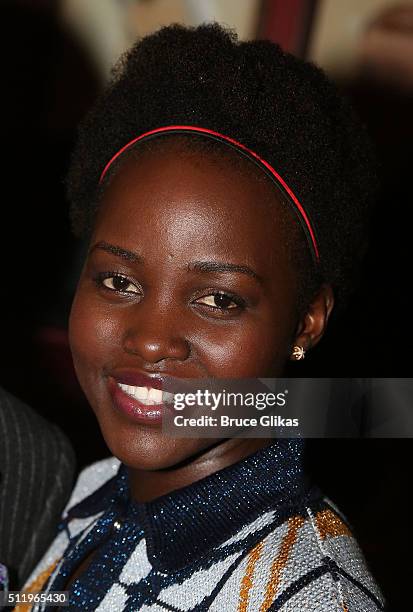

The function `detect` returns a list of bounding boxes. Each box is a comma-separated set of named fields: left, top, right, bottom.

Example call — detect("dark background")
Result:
left=0, top=1, right=411, bottom=609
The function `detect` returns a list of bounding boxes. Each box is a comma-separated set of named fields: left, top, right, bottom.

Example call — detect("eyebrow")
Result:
left=90, top=241, right=144, bottom=263
left=90, top=242, right=261, bottom=283
left=188, top=261, right=262, bottom=283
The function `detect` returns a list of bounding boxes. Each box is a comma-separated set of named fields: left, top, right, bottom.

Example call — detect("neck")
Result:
left=127, top=438, right=273, bottom=502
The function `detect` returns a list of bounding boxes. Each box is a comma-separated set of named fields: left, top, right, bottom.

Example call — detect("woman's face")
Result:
left=69, top=146, right=329, bottom=470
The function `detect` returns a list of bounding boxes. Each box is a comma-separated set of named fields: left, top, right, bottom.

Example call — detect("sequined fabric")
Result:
left=21, top=440, right=384, bottom=611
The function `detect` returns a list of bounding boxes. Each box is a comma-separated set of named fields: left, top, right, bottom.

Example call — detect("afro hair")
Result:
left=66, top=23, right=378, bottom=312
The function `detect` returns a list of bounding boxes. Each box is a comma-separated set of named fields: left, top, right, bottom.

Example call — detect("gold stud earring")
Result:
left=291, top=345, right=305, bottom=360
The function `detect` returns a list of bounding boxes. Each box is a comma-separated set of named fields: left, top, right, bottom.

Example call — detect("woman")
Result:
left=21, top=24, right=383, bottom=611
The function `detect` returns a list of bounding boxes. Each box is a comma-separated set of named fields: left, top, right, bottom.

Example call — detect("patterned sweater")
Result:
left=20, top=441, right=384, bottom=611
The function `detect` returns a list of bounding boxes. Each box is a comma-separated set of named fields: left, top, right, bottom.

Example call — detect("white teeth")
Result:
left=148, top=388, right=163, bottom=403
left=135, top=386, right=149, bottom=401
left=118, top=383, right=170, bottom=405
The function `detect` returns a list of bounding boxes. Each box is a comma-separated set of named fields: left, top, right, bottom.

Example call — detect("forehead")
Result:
left=95, top=146, right=297, bottom=262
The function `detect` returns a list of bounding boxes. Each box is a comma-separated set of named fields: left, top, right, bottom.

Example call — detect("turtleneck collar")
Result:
left=68, top=439, right=318, bottom=571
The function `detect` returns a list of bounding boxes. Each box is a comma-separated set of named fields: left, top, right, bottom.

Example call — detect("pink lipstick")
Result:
left=107, top=370, right=174, bottom=425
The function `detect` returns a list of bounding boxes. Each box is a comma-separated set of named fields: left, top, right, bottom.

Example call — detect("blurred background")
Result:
left=1, top=0, right=412, bottom=608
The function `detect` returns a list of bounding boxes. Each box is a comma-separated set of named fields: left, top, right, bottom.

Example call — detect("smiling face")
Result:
left=69, top=142, right=332, bottom=471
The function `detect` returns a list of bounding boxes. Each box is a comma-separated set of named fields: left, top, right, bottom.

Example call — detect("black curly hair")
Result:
left=66, top=23, right=377, bottom=314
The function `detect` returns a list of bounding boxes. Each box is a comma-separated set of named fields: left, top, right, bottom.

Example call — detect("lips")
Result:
left=107, top=369, right=177, bottom=425
left=111, top=369, right=166, bottom=390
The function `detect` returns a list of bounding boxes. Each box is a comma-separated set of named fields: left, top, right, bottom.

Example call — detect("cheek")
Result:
left=191, top=317, right=291, bottom=377
left=68, top=286, right=122, bottom=383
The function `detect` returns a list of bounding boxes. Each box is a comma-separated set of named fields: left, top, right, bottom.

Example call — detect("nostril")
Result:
left=122, top=332, right=191, bottom=363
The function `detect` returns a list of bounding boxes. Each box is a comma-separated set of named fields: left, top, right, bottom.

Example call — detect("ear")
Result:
left=291, top=284, right=334, bottom=359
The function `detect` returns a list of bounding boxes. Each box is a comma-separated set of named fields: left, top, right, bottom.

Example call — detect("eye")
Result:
left=95, top=273, right=140, bottom=295
left=194, top=292, right=244, bottom=311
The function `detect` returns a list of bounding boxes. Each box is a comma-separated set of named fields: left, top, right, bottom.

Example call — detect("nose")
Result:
left=122, top=301, right=191, bottom=365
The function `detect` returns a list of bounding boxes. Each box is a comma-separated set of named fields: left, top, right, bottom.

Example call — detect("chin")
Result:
left=97, top=416, right=206, bottom=471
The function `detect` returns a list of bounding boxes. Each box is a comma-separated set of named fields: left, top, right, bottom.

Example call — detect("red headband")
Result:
left=99, top=125, right=320, bottom=263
